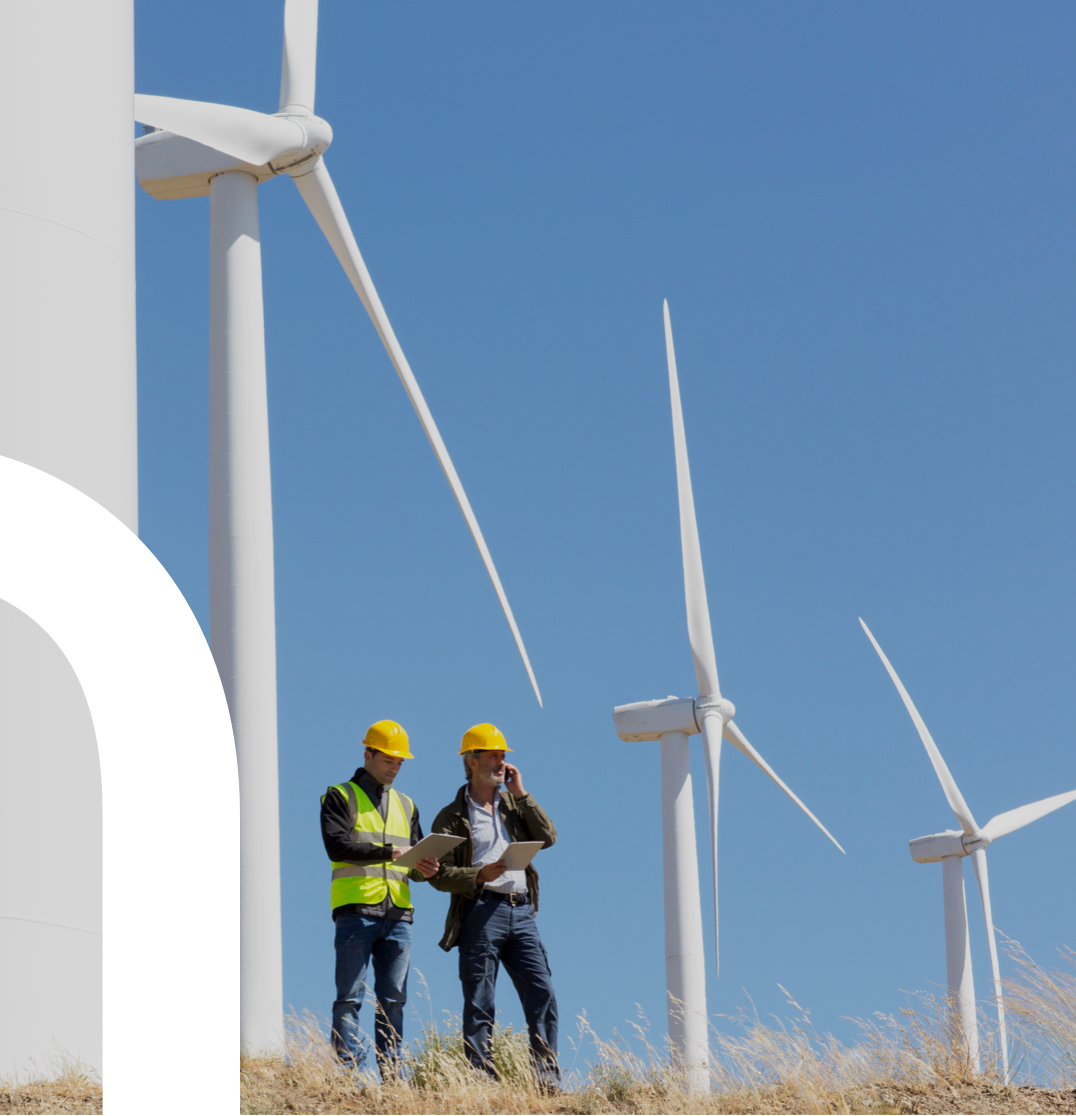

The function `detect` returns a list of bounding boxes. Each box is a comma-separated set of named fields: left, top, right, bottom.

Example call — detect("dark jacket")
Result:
left=428, top=783, right=557, bottom=951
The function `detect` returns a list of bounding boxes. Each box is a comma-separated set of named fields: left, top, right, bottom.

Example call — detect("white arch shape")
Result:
left=0, top=456, right=237, bottom=1113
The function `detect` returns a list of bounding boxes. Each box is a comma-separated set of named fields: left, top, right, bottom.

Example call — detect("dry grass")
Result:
left=8, top=945, right=1076, bottom=1113
left=0, top=1060, right=100, bottom=1114
left=237, top=951, right=1076, bottom=1116
left=1001, top=941, right=1076, bottom=1090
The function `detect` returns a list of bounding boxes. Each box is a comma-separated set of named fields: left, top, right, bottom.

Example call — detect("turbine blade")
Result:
left=664, top=301, right=720, bottom=700
left=279, top=0, right=319, bottom=113
left=970, top=848, right=1009, bottom=1083
left=699, top=710, right=722, bottom=978
left=723, top=719, right=845, bottom=853
left=980, top=789, right=1076, bottom=843
left=859, top=618, right=979, bottom=836
left=292, top=160, right=542, bottom=706
left=134, top=95, right=303, bottom=167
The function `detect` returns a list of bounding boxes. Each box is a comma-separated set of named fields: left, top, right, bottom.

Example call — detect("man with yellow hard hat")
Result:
left=428, top=723, right=559, bottom=1090
left=320, top=719, right=440, bottom=1077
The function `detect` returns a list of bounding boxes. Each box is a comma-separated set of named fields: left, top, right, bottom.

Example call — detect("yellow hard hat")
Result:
left=459, top=723, right=512, bottom=755
left=362, top=719, right=413, bottom=760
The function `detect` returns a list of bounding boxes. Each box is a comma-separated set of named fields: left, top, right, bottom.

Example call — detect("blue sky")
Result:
left=136, top=1, right=1076, bottom=1062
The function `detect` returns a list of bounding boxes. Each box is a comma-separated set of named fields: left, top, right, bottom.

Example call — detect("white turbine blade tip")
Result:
left=859, top=618, right=979, bottom=835
left=292, top=163, right=543, bottom=706
left=724, top=721, right=845, bottom=853
left=664, top=303, right=720, bottom=699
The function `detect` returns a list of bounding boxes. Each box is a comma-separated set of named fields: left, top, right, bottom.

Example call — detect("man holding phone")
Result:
left=428, top=723, right=559, bottom=1089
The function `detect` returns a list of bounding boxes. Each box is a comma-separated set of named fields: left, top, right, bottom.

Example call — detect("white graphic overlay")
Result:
left=0, top=456, right=238, bottom=1113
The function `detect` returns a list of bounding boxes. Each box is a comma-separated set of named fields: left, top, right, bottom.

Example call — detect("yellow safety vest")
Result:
left=323, top=781, right=415, bottom=911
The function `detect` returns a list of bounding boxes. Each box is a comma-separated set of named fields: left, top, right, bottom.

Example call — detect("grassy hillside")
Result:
left=6, top=944, right=1076, bottom=1114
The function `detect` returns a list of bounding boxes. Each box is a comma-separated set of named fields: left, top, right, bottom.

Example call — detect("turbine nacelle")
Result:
left=612, top=694, right=735, bottom=742
left=908, top=829, right=991, bottom=863
left=135, top=114, right=333, bottom=201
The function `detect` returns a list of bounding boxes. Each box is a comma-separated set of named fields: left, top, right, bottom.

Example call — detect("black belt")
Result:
left=478, top=890, right=529, bottom=905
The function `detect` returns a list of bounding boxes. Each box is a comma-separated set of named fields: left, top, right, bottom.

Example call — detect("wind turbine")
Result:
left=612, top=302, right=844, bottom=1088
left=134, top=0, right=541, bottom=1052
left=861, top=619, right=1076, bottom=1081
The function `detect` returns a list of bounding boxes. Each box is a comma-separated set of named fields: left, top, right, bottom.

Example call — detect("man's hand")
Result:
left=476, top=860, right=507, bottom=884
left=503, top=763, right=527, bottom=798
left=391, top=846, right=410, bottom=860
left=415, top=857, right=440, bottom=879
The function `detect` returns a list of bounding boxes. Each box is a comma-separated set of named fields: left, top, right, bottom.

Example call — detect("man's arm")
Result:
left=426, top=806, right=484, bottom=896
left=320, top=788, right=392, bottom=863
left=511, top=795, right=556, bottom=847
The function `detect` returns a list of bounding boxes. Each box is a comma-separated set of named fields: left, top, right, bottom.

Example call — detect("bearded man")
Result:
left=428, top=723, right=559, bottom=1090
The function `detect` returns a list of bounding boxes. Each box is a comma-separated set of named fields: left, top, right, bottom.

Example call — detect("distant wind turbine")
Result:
left=134, top=0, right=541, bottom=1051
left=613, top=302, right=844, bottom=1088
left=861, top=618, right=1076, bottom=1081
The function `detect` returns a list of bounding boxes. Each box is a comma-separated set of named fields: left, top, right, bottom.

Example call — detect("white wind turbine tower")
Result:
left=0, top=0, right=137, bottom=1075
left=861, top=619, right=1076, bottom=1081
left=612, top=302, right=844, bottom=1089
left=134, top=0, right=541, bottom=1052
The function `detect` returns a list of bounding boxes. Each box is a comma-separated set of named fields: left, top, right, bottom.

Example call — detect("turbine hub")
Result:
left=135, top=113, right=336, bottom=201
left=695, top=696, right=735, bottom=724
left=270, top=113, right=333, bottom=176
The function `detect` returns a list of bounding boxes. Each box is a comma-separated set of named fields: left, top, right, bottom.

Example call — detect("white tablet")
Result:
left=500, top=841, right=544, bottom=871
left=392, top=833, right=464, bottom=870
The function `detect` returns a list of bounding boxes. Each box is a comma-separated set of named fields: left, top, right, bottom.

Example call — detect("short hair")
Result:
left=462, top=751, right=477, bottom=780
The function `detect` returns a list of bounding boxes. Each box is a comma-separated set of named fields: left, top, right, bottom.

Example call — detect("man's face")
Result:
left=469, top=749, right=507, bottom=787
left=365, top=747, right=403, bottom=785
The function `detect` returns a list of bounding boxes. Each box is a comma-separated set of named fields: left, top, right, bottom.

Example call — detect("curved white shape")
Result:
left=0, top=601, right=101, bottom=1075
left=0, top=456, right=238, bottom=1114
left=0, top=0, right=138, bottom=1076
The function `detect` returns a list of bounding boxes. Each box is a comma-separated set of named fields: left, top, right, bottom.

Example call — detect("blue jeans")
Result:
left=331, top=913, right=411, bottom=1075
left=458, top=894, right=559, bottom=1086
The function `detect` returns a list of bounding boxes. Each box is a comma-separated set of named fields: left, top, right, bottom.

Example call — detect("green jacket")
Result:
left=428, top=783, right=557, bottom=951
